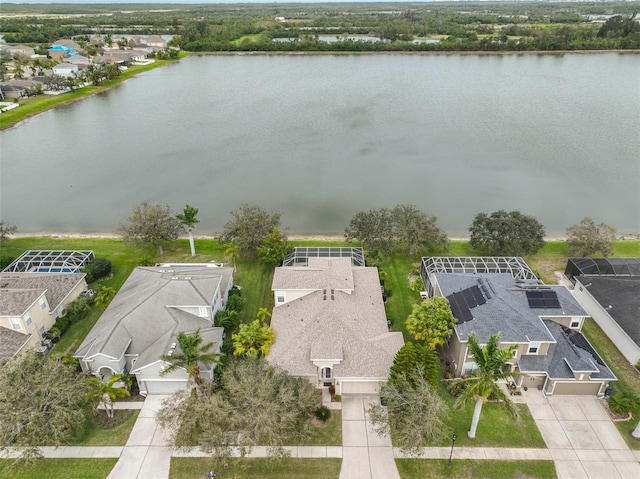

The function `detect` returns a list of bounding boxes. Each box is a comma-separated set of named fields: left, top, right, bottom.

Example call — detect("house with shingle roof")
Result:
left=74, top=264, right=232, bottom=395
left=268, top=248, right=403, bottom=395
left=0, top=272, right=87, bottom=358
left=421, top=257, right=615, bottom=396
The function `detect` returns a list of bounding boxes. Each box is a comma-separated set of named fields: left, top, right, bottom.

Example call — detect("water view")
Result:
left=1, top=53, right=639, bottom=237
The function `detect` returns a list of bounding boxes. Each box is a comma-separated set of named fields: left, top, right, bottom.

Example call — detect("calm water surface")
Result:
left=1, top=54, right=639, bottom=237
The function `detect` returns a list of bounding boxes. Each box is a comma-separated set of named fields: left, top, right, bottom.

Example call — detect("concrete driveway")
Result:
left=340, top=395, right=400, bottom=479
left=523, top=390, right=640, bottom=479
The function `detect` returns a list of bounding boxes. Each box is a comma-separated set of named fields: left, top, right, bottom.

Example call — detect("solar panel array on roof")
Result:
left=446, top=285, right=487, bottom=323
left=526, top=290, right=561, bottom=309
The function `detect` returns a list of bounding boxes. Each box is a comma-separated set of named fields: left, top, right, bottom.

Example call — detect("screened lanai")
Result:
left=282, top=247, right=365, bottom=267
left=2, top=250, right=94, bottom=273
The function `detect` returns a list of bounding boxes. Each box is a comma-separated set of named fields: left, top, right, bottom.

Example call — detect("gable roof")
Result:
left=434, top=272, right=587, bottom=344
left=0, top=273, right=86, bottom=315
left=519, top=321, right=616, bottom=381
left=74, top=265, right=232, bottom=369
left=269, top=260, right=403, bottom=378
left=576, top=275, right=640, bottom=347
left=0, top=328, right=32, bottom=360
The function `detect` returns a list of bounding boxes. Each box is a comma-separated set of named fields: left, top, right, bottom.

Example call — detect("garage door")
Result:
left=340, top=381, right=380, bottom=395
left=550, top=381, right=602, bottom=396
left=143, top=380, right=186, bottom=395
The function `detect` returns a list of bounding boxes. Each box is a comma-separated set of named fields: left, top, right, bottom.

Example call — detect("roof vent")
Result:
left=167, top=350, right=173, bottom=356
left=170, top=343, right=177, bottom=349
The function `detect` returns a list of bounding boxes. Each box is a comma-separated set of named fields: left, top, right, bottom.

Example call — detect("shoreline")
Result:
left=12, top=232, right=597, bottom=242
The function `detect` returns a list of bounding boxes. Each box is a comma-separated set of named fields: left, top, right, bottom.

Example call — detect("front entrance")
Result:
left=321, top=367, right=333, bottom=387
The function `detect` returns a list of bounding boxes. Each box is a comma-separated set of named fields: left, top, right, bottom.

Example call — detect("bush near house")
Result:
left=82, top=258, right=112, bottom=283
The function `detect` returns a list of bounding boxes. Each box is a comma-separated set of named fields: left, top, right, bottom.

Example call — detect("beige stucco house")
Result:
left=0, top=272, right=87, bottom=359
left=74, top=264, right=232, bottom=395
left=421, top=257, right=616, bottom=396
left=268, top=248, right=404, bottom=395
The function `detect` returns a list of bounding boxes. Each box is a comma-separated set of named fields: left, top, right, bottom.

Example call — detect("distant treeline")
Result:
left=2, top=2, right=639, bottom=51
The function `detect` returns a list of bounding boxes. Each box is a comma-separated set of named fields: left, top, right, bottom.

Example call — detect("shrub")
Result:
left=314, top=406, right=331, bottom=422
left=226, top=294, right=244, bottom=312
left=0, top=255, right=15, bottom=270
left=333, top=394, right=341, bottom=402
left=82, top=258, right=112, bottom=283
left=228, top=288, right=242, bottom=298
left=608, top=392, right=639, bottom=415
left=65, top=296, right=92, bottom=321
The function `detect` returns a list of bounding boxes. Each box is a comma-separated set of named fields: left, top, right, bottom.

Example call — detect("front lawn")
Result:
left=299, top=410, right=342, bottom=446
left=71, top=410, right=139, bottom=446
left=0, top=458, right=118, bottom=479
left=581, top=318, right=640, bottom=449
left=170, top=457, right=341, bottom=479
left=396, top=459, right=557, bottom=479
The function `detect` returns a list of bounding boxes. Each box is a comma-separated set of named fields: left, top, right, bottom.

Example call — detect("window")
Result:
left=24, top=313, right=32, bottom=326
left=60, top=304, right=66, bottom=315
left=321, top=367, right=332, bottom=379
left=39, top=326, right=46, bottom=338
left=10, top=318, right=22, bottom=330
left=39, top=298, right=47, bottom=310
left=276, top=291, right=285, bottom=304
left=570, top=318, right=581, bottom=329
left=528, top=342, right=540, bottom=355
left=512, top=349, right=518, bottom=358
left=198, top=306, right=208, bottom=318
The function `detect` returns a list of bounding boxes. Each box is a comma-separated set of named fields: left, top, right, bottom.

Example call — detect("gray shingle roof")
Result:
left=75, top=265, right=231, bottom=370
left=0, top=273, right=86, bottom=315
left=269, top=259, right=403, bottom=378
left=577, top=276, right=640, bottom=346
left=435, top=273, right=586, bottom=344
left=519, top=321, right=616, bottom=381
left=0, top=328, right=31, bottom=360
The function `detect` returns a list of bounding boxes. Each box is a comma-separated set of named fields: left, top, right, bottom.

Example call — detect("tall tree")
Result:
left=257, top=227, right=293, bottom=266
left=0, top=221, right=17, bottom=242
left=344, top=207, right=394, bottom=254
left=220, top=204, right=282, bottom=253
left=368, top=368, right=451, bottom=457
left=87, top=375, right=130, bottom=418
left=391, top=204, right=449, bottom=255
left=157, top=358, right=319, bottom=460
left=453, top=333, right=517, bottom=439
left=0, top=355, right=90, bottom=463
left=389, top=342, right=440, bottom=386
left=566, top=217, right=617, bottom=257
left=233, top=319, right=275, bottom=357
left=118, top=202, right=183, bottom=255
left=176, top=204, right=200, bottom=257
left=159, top=329, right=221, bottom=390
left=469, top=209, right=545, bottom=256
left=405, top=297, right=456, bottom=349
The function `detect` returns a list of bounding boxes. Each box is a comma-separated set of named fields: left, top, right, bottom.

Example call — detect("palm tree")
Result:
left=95, top=286, right=116, bottom=311
left=87, top=374, right=130, bottom=418
left=176, top=204, right=200, bottom=257
left=453, top=333, right=517, bottom=439
left=224, top=243, right=239, bottom=272
left=159, top=329, right=221, bottom=390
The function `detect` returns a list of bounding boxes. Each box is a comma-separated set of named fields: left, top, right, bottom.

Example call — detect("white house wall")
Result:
left=136, top=361, right=188, bottom=396
left=573, top=280, right=640, bottom=365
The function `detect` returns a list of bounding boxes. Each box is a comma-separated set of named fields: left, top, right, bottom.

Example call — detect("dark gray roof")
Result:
left=0, top=328, right=31, bottom=360
left=519, top=321, right=616, bottom=381
left=577, top=276, right=640, bottom=346
left=436, top=273, right=586, bottom=344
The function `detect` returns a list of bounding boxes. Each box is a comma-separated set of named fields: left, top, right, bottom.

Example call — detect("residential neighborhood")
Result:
left=1, top=229, right=639, bottom=479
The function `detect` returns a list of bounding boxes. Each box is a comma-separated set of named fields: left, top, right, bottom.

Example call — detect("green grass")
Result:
left=396, top=459, right=557, bottom=479
left=581, top=318, right=640, bottom=449
left=170, top=457, right=341, bottom=479
left=71, top=410, right=139, bottom=446
left=0, top=58, right=180, bottom=131
left=299, top=411, right=342, bottom=446
left=0, top=458, right=118, bottom=479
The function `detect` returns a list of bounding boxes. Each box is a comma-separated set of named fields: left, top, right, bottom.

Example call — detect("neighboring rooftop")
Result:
left=0, top=273, right=86, bottom=314
left=576, top=275, right=640, bottom=346
left=3, top=250, right=94, bottom=273
left=0, top=328, right=32, bottom=361
left=565, top=257, right=640, bottom=282
left=433, top=272, right=587, bottom=344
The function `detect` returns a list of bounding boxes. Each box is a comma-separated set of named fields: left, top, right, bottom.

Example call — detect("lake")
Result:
left=1, top=53, right=639, bottom=238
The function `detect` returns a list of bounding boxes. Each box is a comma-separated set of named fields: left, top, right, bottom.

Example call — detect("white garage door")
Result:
left=340, top=381, right=380, bottom=395
left=143, top=380, right=186, bottom=395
